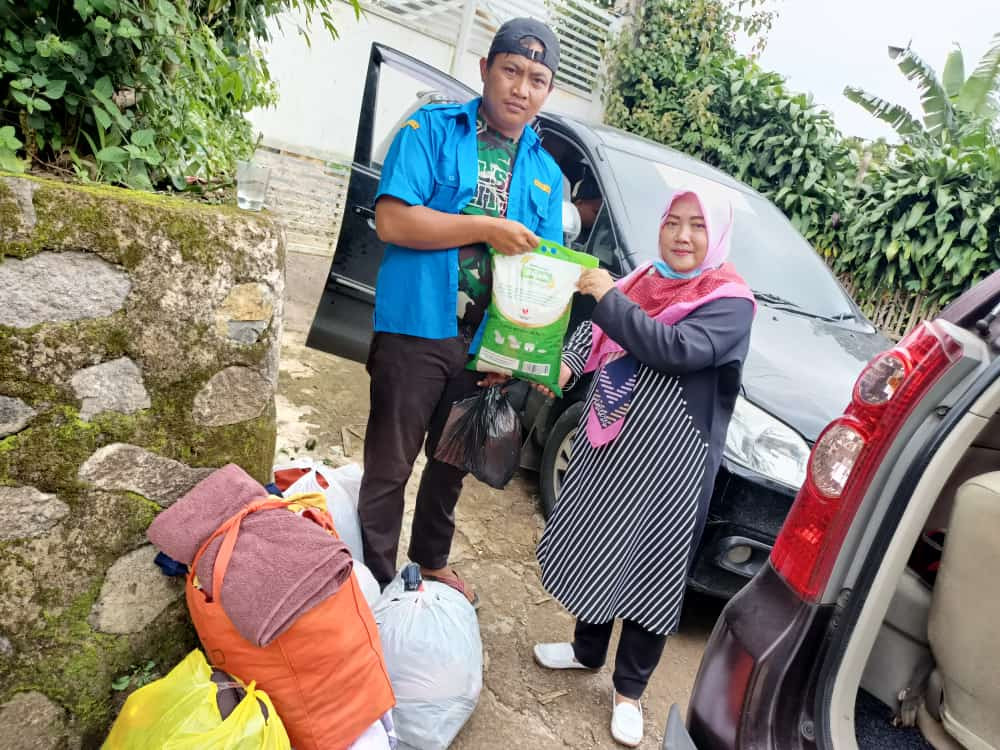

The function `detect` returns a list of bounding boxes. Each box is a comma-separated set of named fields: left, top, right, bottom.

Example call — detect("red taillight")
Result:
left=771, top=321, right=963, bottom=600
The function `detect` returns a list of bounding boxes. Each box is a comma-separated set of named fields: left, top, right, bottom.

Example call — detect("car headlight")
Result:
left=724, top=396, right=809, bottom=490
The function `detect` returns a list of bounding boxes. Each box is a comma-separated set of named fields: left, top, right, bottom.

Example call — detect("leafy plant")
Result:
left=0, top=123, right=24, bottom=171
left=836, top=35, right=1000, bottom=303
left=604, top=0, right=848, bottom=251
left=603, top=0, right=999, bottom=305
left=0, top=0, right=360, bottom=190
left=844, top=32, right=1000, bottom=144
left=111, top=660, right=157, bottom=691
left=832, top=128, right=1000, bottom=304
left=957, top=32, right=1000, bottom=119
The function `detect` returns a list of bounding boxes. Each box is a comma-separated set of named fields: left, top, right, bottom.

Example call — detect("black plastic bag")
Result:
left=434, top=385, right=522, bottom=489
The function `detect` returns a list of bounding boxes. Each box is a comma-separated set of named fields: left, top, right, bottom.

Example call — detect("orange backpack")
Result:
left=186, top=498, right=394, bottom=750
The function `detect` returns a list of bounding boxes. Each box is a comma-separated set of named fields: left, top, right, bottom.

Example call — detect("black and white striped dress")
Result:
left=537, top=291, right=753, bottom=635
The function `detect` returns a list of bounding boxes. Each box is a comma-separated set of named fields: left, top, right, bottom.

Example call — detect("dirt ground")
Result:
left=277, top=251, right=722, bottom=749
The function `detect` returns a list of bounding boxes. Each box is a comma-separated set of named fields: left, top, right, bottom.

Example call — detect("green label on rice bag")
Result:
left=468, top=239, right=599, bottom=396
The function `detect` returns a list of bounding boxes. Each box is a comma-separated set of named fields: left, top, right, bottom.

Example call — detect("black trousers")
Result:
left=572, top=618, right=668, bottom=700
left=358, top=332, right=481, bottom=585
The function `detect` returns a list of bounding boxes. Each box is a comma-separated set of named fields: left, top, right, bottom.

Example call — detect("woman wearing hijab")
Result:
left=533, top=188, right=755, bottom=747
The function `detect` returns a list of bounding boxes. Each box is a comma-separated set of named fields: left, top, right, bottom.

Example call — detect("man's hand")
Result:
left=477, top=372, right=511, bottom=388
left=486, top=218, right=539, bottom=256
left=577, top=268, right=616, bottom=302
left=531, top=363, right=572, bottom=399
left=375, top=199, right=540, bottom=255
left=375, top=199, right=536, bottom=254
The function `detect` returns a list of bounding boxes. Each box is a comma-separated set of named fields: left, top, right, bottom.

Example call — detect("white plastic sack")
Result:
left=330, top=462, right=363, bottom=500
left=324, top=463, right=364, bottom=562
left=353, top=561, right=381, bottom=608
left=348, top=716, right=391, bottom=750
left=373, top=568, right=482, bottom=750
left=279, top=460, right=365, bottom=563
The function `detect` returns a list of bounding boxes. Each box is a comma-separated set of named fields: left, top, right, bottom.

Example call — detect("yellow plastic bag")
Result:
left=103, top=650, right=290, bottom=750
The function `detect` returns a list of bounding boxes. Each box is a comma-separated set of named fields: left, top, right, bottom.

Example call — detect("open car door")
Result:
left=305, top=43, right=477, bottom=362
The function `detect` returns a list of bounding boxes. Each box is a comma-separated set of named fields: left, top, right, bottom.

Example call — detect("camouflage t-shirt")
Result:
left=456, top=114, right=519, bottom=330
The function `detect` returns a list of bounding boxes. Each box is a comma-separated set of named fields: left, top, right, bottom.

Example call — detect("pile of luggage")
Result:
left=103, top=459, right=483, bottom=750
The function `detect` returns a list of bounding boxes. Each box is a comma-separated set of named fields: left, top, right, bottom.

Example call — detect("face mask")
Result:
left=653, top=259, right=702, bottom=280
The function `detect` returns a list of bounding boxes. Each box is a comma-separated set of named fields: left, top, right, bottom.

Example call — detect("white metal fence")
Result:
left=362, top=0, right=623, bottom=99
left=255, top=146, right=350, bottom=257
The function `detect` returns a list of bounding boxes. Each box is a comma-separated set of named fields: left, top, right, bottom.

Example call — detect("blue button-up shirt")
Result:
left=373, top=97, right=564, bottom=339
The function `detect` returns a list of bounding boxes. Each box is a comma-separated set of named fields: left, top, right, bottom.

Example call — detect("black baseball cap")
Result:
left=488, top=18, right=560, bottom=76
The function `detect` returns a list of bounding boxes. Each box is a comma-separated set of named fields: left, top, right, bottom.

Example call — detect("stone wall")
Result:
left=0, top=175, right=284, bottom=748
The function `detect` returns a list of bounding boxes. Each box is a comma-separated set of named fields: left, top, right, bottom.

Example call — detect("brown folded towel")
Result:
left=148, top=464, right=266, bottom=564
left=148, top=463, right=352, bottom=647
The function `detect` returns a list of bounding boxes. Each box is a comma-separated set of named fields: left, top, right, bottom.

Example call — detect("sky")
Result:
left=736, top=0, right=1000, bottom=141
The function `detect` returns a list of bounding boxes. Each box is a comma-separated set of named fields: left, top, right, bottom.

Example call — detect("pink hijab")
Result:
left=581, top=188, right=756, bottom=447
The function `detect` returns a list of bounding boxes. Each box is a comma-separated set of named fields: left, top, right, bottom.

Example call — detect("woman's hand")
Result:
left=531, top=363, right=572, bottom=399
left=577, top=268, right=616, bottom=301
left=559, top=362, right=572, bottom=389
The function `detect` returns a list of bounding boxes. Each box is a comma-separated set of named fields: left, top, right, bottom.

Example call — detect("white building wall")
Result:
left=248, top=3, right=606, bottom=161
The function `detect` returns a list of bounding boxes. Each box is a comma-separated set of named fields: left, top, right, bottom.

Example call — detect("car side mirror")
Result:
left=563, top=201, right=582, bottom=246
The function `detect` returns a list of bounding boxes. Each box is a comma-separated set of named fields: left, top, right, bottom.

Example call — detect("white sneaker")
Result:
left=532, top=642, right=590, bottom=670
left=611, top=692, right=643, bottom=747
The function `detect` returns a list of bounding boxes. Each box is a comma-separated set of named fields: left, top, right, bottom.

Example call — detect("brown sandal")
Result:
left=421, top=569, right=481, bottom=610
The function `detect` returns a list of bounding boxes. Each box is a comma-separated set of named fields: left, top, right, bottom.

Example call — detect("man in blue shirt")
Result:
left=360, top=18, right=565, bottom=602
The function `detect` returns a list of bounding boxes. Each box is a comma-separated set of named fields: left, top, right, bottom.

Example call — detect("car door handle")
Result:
left=353, top=204, right=377, bottom=231
left=333, top=274, right=375, bottom=295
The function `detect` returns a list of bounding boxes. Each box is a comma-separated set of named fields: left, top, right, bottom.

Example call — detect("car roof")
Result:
left=389, top=89, right=760, bottom=201
left=540, top=111, right=760, bottom=199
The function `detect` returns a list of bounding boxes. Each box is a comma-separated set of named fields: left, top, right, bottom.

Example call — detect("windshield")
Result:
left=605, top=146, right=856, bottom=319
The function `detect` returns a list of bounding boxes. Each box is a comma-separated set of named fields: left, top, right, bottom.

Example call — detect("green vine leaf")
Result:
left=95, top=146, right=128, bottom=163
left=43, top=79, right=67, bottom=98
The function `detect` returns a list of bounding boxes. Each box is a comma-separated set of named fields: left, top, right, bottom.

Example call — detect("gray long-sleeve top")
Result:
left=563, top=288, right=754, bottom=500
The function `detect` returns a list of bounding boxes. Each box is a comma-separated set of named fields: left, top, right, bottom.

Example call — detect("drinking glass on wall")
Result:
left=236, top=160, right=270, bottom=211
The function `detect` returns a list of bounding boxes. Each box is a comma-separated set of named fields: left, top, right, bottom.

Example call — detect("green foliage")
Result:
left=891, top=44, right=955, bottom=138
left=0, top=123, right=24, bottom=171
left=605, top=0, right=848, bottom=252
left=836, top=36, right=1000, bottom=302
left=843, top=85, right=924, bottom=140
left=833, top=120, right=1000, bottom=304
left=958, top=31, right=1000, bottom=119
left=112, top=660, right=157, bottom=691
left=0, top=0, right=359, bottom=190
left=604, top=0, right=999, bottom=304
left=845, top=34, right=1000, bottom=144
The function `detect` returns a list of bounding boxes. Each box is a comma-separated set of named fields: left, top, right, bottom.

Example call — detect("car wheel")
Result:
left=539, top=401, right=583, bottom=519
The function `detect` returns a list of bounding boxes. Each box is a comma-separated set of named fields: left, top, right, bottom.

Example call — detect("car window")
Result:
left=586, top=204, right=621, bottom=275
left=539, top=130, right=611, bottom=257
left=605, top=147, right=855, bottom=319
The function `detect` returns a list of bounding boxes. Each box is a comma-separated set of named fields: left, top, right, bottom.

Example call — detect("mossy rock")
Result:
left=0, top=173, right=282, bottom=486
left=0, top=486, right=192, bottom=744
left=0, top=582, right=196, bottom=748
left=0, top=173, right=257, bottom=267
left=0, top=173, right=283, bottom=746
